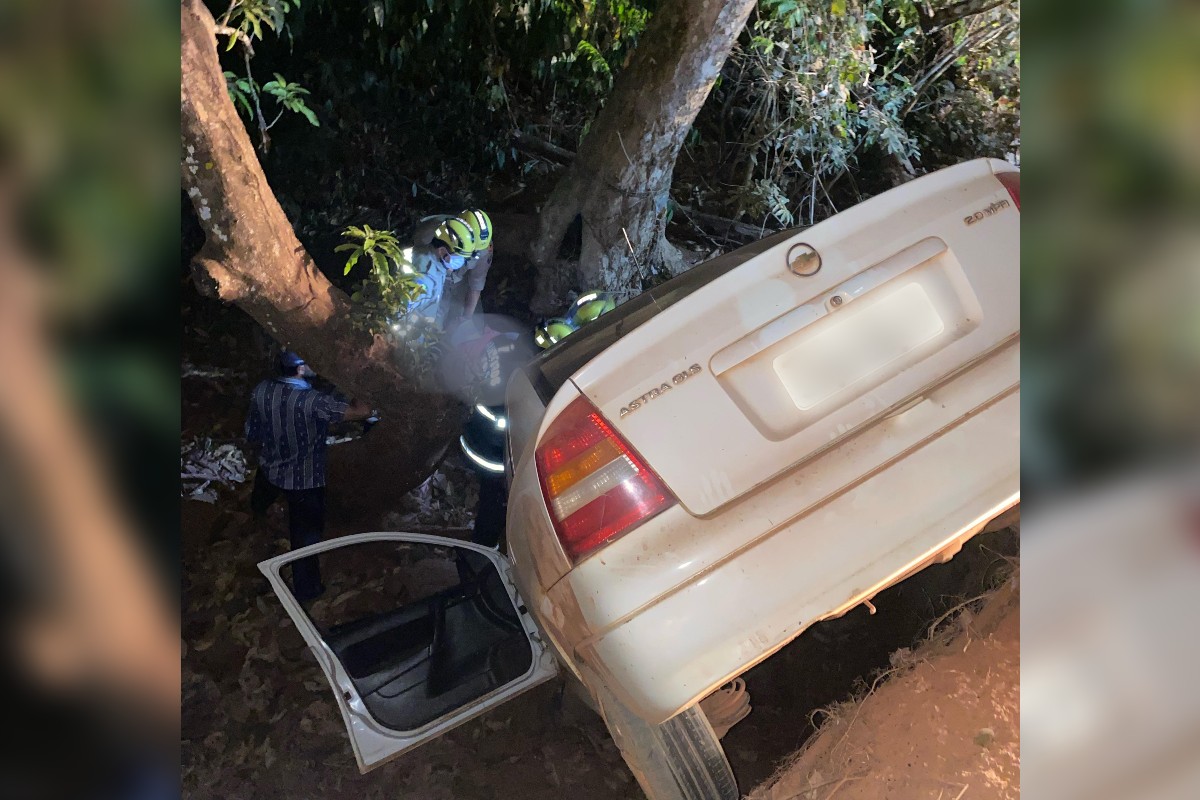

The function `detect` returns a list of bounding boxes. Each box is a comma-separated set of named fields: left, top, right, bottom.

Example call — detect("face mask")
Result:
left=444, top=254, right=467, bottom=271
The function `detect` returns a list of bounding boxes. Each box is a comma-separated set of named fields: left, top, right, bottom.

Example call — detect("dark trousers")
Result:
left=251, top=470, right=326, bottom=601
left=472, top=473, right=508, bottom=549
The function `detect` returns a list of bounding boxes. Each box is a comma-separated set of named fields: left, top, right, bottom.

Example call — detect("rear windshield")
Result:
left=528, top=227, right=800, bottom=403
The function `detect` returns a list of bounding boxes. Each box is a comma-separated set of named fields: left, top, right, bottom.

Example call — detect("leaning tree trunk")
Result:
left=180, top=0, right=463, bottom=501
left=529, top=0, right=755, bottom=310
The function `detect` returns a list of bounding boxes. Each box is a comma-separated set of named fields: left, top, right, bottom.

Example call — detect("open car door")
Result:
left=259, top=533, right=558, bottom=772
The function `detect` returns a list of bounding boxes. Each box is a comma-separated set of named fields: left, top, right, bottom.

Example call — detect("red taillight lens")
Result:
left=535, top=397, right=675, bottom=562
left=995, top=171, right=1020, bottom=210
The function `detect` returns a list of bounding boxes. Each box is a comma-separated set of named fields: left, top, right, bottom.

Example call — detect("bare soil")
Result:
left=182, top=495, right=647, bottom=800
left=748, top=576, right=1019, bottom=800
left=181, top=477, right=1018, bottom=800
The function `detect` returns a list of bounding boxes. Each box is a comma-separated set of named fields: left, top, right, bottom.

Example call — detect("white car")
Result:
left=260, top=157, right=1020, bottom=799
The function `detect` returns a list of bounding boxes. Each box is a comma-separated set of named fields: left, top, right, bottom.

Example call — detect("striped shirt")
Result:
left=244, top=377, right=348, bottom=490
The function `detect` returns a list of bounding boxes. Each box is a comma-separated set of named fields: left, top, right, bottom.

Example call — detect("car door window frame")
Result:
left=258, top=532, right=557, bottom=772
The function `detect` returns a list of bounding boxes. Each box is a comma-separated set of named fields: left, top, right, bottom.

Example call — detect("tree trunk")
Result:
left=529, top=0, right=755, bottom=311
left=180, top=0, right=463, bottom=500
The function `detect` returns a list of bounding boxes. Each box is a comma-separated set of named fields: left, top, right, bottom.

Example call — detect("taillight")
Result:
left=995, top=171, right=1020, bottom=210
left=535, top=396, right=675, bottom=562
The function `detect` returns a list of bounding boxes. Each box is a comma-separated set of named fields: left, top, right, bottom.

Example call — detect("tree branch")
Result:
left=673, top=203, right=781, bottom=241
left=509, top=133, right=780, bottom=243
left=902, top=21, right=1015, bottom=117
left=242, top=47, right=271, bottom=153
left=213, top=24, right=254, bottom=55
left=924, top=0, right=1008, bottom=30
left=511, top=130, right=576, bottom=166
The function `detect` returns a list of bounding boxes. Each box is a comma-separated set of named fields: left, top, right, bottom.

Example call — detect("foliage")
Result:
left=217, top=0, right=318, bottom=147
left=573, top=40, right=614, bottom=88
left=335, top=223, right=401, bottom=274
left=220, top=0, right=302, bottom=45
left=243, top=0, right=654, bottom=173
left=261, top=74, right=320, bottom=126
left=680, top=0, right=1020, bottom=227
left=224, top=71, right=257, bottom=118
left=334, top=225, right=441, bottom=372
left=206, top=0, right=1018, bottom=265
left=337, top=224, right=426, bottom=311
left=224, top=70, right=319, bottom=130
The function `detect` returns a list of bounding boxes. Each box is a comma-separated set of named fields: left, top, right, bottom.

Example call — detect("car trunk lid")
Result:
left=568, top=159, right=1019, bottom=516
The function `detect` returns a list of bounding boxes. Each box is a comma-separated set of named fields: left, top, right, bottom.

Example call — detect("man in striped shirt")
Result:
left=245, top=351, right=372, bottom=601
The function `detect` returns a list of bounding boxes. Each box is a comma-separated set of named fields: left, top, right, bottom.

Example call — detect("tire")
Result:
left=595, top=685, right=738, bottom=800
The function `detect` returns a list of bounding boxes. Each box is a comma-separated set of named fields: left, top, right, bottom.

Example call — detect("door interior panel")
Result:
left=321, top=556, right=534, bottom=732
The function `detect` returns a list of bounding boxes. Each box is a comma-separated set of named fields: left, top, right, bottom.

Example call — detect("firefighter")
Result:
left=449, top=319, right=536, bottom=550
left=402, top=217, right=478, bottom=322
left=409, top=210, right=493, bottom=328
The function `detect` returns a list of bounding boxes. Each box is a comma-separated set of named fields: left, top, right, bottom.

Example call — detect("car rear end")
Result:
left=505, top=158, right=1020, bottom=723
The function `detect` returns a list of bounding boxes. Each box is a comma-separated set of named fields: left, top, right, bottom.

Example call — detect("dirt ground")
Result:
left=182, top=291, right=1020, bottom=799
left=749, top=577, right=1020, bottom=800
left=182, top=494, right=648, bottom=800
left=181, top=477, right=1018, bottom=800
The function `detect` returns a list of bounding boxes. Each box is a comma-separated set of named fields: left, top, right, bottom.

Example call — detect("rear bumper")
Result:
left=554, top=348, right=1019, bottom=723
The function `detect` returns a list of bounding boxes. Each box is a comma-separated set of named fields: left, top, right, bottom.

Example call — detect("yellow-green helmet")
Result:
left=534, top=318, right=577, bottom=349
left=567, top=290, right=617, bottom=325
left=432, top=217, right=477, bottom=258
left=459, top=208, right=494, bottom=250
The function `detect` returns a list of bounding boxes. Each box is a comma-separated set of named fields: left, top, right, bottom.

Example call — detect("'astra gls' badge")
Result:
left=619, top=364, right=702, bottom=418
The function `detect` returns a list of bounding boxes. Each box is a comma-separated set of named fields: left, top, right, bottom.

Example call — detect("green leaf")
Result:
left=343, top=250, right=362, bottom=275
left=369, top=250, right=387, bottom=275
left=297, top=105, right=319, bottom=127
left=333, top=243, right=357, bottom=253
left=831, top=0, right=847, bottom=16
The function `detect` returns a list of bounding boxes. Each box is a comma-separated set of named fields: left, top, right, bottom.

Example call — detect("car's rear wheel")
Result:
left=595, top=685, right=738, bottom=800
